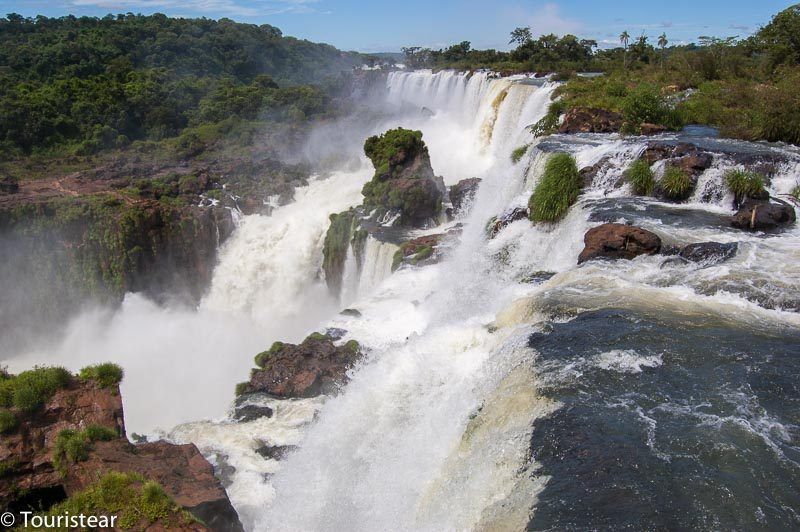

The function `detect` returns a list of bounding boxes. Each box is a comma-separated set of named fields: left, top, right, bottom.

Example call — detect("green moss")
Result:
left=255, top=341, right=285, bottom=368
left=343, top=340, right=360, bottom=353
left=0, top=366, right=71, bottom=412
left=35, top=471, right=194, bottom=530
left=305, top=332, right=329, bottom=342
left=391, top=248, right=404, bottom=272
left=511, top=145, right=530, bottom=164
left=53, top=425, right=119, bottom=474
left=0, top=408, right=18, bottom=433
left=322, top=209, right=359, bottom=294
left=528, top=152, right=582, bottom=223
left=234, top=382, right=249, bottom=397
left=363, top=128, right=425, bottom=180
left=724, top=169, right=766, bottom=203
left=626, top=159, right=655, bottom=195
left=410, top=245, right=434, bottom=264
left=661, top=165, right=693, bottom=201
left=79, top=363, right=124, bottom=388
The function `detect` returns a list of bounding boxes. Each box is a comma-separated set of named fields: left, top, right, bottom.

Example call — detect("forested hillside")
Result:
left=0, top=13, right=361, bottom=157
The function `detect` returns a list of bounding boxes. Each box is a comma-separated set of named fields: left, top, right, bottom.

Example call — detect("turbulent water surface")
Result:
left=6, top=69, right=800, bottom=530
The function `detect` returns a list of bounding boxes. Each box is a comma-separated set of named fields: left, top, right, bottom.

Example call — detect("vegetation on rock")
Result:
left=528, top=153, right=582, bottom=222
left=511, top=145, right=530, bottom=164
left=724, top=169, right=767, bottom=204
left=53, top=425, right=118, bottom=474
left=80, top=363, right=124, bottom=388
left=0, top=408, right=18, bottom=433
left=625, top=159, right=655, bottom=195
left=0, top=366, right=71, bottom=412
left=660, top=165, right=693, bottom=201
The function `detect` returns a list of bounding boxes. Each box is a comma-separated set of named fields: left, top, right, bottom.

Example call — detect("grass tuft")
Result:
left=724, top=169, right=767, bottom=203
left=53, top=425, right=119, bottom=474
left=528, top=152, right=582, bottom=222
left=660, top=165, right=692, bottom=201
left=0, top=366, right=71, bottom=412
left=0, top=408, right=18, bottom=433
left=625, top=159, right=655, bottom=195
left=79, top=363, right=124, bottom=388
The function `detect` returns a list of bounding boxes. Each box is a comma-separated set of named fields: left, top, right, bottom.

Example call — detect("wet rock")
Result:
left=449, top=178, right=481, bottom=213
left=558, top=107, right=622, bottom=134
left=393, top=233, right=443, bottom=271
left=676, top=152, right=713, bottom=175
left=254, top=444, right=297, bottom=461
left=579, top=157, right=611, bottom=188
left=640, top=123, right=668, bottom=135
left=519, top=271, right=556, bottom=284
left=324, top=327, right=348, bottom=340
left=679, top=241, right=738, bottom=264
left=340, top=308, right=362, bottom=317
left=233, top=404, right=274, bottom=423
left=240, top=333, right=362, bottom=398
left=730, top=199, right=796, bottom=231
left=578, top=223, right=661, bottom=264
left=487, top=207, right=529, bottom=238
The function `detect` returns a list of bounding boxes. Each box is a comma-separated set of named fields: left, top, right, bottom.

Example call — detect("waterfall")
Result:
left=340, top=235, right=399, bottom=307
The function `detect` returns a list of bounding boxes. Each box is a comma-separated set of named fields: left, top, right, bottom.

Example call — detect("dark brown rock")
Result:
left=639, top=123, right=668, bottom=135
left=487, top=207, right=528, bottom=238
left=558, top=107, right=622, bottom=134
left=730, top=199, right=796, bottom=231
left=233, top=404, right=274, bottom=423
left=578, top=223, right=661, bottom=264
left=449, top=178, right=481, bottom=213
left=241, top=334, right=362, bottom=398
left=254, top=444, right=297, bottom=461
left=679, top=241, right=738, bottom=264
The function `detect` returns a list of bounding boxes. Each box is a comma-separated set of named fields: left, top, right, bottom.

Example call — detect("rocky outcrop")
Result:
left=578, top=223, right=661, bottom=264
left=321, top=209, right=364, bottom=296
left=730, top=198, right=796, bottom=231
left=643, top=142, right=713, bottom=177
left=0, top=372, right=242, bottom=531
left=640, top=123, right=668, bottom=136
left=558, top=108, right=622, bottom=134
left=238, top=333, right=362, bottom=398
left=392, top=233, right=442, bottom=271
left=449, top=178, right=481, bottom=213
left=361, top=128, right=444, bottom=227
left=487, top=207, right=529, bottom=238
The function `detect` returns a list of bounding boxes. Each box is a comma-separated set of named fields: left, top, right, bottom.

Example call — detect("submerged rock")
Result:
left=233, top=404, right=274, bottom=423
left=392, top=233, right=443, bottom=271
left=679, top=241, right=738, bottom=264
left=558, top=107, right=622, bottom=134
left=340, top=308, right=362, bottom=317
left=578, top=223, right=661, bottom=264
left=487, top=207, right=529, bottom=238
left=449, top=178, right=481, bottom=213
left=254, top=444, right=297, bottom=461
left=239, top=333, right=362, bottom=398
left=730, top=198, right=796, bottom=231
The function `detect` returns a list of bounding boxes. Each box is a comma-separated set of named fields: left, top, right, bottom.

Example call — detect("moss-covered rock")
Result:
left=361, top=128, right=443, bottom=227
left=322, top=209, right=364, bottom=295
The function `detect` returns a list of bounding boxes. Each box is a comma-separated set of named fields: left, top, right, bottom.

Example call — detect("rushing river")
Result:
left=6, top=70, right=800, bottom=529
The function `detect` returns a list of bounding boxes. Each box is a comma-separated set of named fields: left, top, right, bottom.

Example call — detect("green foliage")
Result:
left=528, top=152, right=582, bottom=222
left=410, top=245, right=434, bottom=264
left=792, top=186, right=800, bottom=199
left=79, top=363, right=124, bottom=388
left=322, top=209, right=359, bottom=294
left=660, top=165, right=692, bottom=201
left=0, top=366, right=71, bottom=412
left=363, top=128, right=426, bottom=180
left=0, top=408, right=18, bottom=433
left=725, top=169, right=767, bottom=203
left=0, top=458, right=19, bottom=477
left=40, top=471, right=193, bottom=529
left=343, top=340, right=360, bottom=353
left=234, top=382, right=249, bottom=397
left=305, top=332, right=329, bottom=342
left=754, top=4, right=800, bottom=68
left=0, top=13, right=356, bottom=155
left=511, top=145, right=530, bottom=164
left=621, top=83, right=680, bottom=132
left=531, top=99, right=566, bottom=138
left=255, top=342, right=285, bottom=368
left=626, top=159, right=655, bottom=195
left=53, top=425, right=119, bottom=474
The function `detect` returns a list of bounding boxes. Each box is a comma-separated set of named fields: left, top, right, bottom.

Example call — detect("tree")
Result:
left=755, top=4, right=800, bottom=68
left=658, top=33, right=668, bottom=68
left=509, top=26, right=533, bottom=46
left=620, top=30, right=630, bottom=68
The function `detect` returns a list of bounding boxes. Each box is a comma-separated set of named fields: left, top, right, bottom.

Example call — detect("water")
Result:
left=4, top=70, right=800, bottom=529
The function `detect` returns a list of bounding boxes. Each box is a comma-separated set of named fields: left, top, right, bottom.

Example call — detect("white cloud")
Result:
left=69, top=0, right=321, bottom=17
left=511, top=2, right=584, bottom=36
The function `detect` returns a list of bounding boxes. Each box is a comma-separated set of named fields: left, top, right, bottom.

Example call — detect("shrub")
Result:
left=724, top=169, right=767, bottom=203
left=528, top=152, right=582, bottom=222
left=511, top=145, right=529, bottom=164
left=625, top=159, right=655, bottom=195
left=53, top=425, right=119, bottom=473
left=39, top=471, right=193, bottom=529
left=84, top=424, right=118, bottom=441
left=363, top=128, right=425, bottom=178
left=234, top=382, right=249, bottom=397
left=80, top=363, right=124, bottom=388
left=0, top=409, right=18, bottom=433
left=621, top=84, right=681, bottom=133
left=661, top=165, right=693, bottom=201
left=0, top=367, right=71, bottom=412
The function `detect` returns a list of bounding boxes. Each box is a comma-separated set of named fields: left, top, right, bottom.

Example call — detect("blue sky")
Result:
left=1, top=0, right=794, bottom=52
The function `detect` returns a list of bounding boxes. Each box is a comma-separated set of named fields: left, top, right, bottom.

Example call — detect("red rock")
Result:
left=558, top=107, right=623, bottom=134
left=639, top=123, right=667, bottom=135
left=578, top=223, right=661, bottom=264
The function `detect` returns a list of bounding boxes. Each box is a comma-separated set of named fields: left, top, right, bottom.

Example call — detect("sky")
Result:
left=1, top=0, right=795, bottom=52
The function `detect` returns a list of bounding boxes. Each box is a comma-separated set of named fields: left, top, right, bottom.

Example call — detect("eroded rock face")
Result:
left=240, top=334, right=362, bottom=398
left=731, top=199, right=796, bottom=231
left=449, top=178, right=481, bottom=213
left=679, top=241, right=738, bottom=264
left=487, top=207, right=529, bottom=238
left=0, top=378, right=242, bottom=532
left=558, top=108, right=622, bottom=134
left=578, top=223, right=661, bottom=264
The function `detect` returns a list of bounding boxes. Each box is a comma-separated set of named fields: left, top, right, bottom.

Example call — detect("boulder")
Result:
left=449, top=178, right=481, bottom=213
left=254, top=444, right=297, bottom=461
left=640, top=123, right=667, bottom=136
left=679, top=241, right=738, bottom=264
left=487, top=207, right=529, bottom=238
left=558, top=107, right=622, bottom=134
left=240, top=333, right=362, bottom=398
left=392, top=233, right=443, bottom=271
left=578, top=223, right=661, bottom=264
left=233, top=404, right=274, bottom=423
left=730, top=198, right=796, bottom=231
